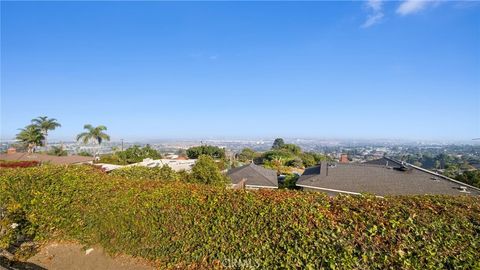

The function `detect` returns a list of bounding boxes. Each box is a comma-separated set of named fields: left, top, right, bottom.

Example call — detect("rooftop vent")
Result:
left=386, top=161, right=392, bottom=169
left=395, top=165, right=411, bottom=172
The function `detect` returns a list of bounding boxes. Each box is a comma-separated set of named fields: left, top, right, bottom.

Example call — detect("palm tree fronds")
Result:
left=76, top=124, right=110, bottom=145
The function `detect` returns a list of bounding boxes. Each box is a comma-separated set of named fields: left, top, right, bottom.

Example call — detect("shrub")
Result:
left=1, top=165, right=479, bottom=269
left=237, top=148, right=259, bottom=162
left=99, top=145, right=162, bottom=165
left=281, top=144, right=302, bottom=155
left=286, top=158, right=303, bottom=168
left=109, top=165, right=179, bottom=181
left=116, top=145, right=162, bottom=164
left=189, top=155, right=228, bottom=185
left=186, top=145, right=225, bottom=159
left=456, top=170, right=480, bottom=188
left=77, top=151, right=93, bottom=157
left=261, top=150, right=295, bottom=165
left=299, top=152, right=316, bottom=168
left=47, top=146, right=68, bottom=156
left=280, top=174, right=300, bottom=189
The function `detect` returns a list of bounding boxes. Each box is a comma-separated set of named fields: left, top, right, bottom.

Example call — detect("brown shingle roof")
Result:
left=0, top=152, right=94, bottom=165
left=297, top=157, right=480, bottom=196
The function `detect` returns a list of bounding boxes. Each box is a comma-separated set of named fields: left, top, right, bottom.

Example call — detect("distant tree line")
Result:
left=397, top=153, right=475, bottom=177
left=99, top=145, right=162, bottom=165
left=186, top=145, right=225, bottom=159
left=237, top=138, right=331, bottom=170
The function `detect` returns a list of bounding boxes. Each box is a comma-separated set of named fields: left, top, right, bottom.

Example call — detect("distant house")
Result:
left=97, top=158, right=197, bottom=172
left=296, top=157, right=480, bottom=196
left=0, top=152, right=94, bottom=165
left=132, top=158, right=196, bottom=171
left=227, top=163, right=278, bottom=189
left=339, top=154, right=349, bottom=163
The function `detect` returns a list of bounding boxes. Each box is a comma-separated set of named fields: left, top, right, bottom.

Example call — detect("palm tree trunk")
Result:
left=94, top=139, right=100, bottom=163
left=28, top=143, right=36, bottom=153
left=44, top=131, right=48, bottom=149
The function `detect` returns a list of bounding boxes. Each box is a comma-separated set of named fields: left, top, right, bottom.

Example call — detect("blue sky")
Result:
left=1, top=1, right=479, bottom=141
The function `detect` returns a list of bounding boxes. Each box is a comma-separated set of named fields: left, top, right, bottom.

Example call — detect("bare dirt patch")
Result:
left=24, top=242, right=156, bottom=270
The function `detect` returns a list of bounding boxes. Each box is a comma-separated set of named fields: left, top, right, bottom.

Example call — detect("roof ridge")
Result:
left=249, top=163, right=278, bottom=186
left=341, top=163, right=389, bottom=168
left=227, top=163, right=277, bottom=187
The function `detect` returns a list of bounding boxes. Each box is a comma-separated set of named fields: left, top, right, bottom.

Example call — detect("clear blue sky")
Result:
left=1, top=1, right=479, bottom=141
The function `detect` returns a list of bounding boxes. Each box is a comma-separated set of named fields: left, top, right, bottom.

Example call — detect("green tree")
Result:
left=76, top=124, right=110, bottom=145
left=455, top=170, right=480, bottom=188
left=298, top=153, right=316, bottom=167
left=286, top=158, right=303, bottom=168
left=282, top=144, right=302, bottom=155
left=189, top=155, right=227, bottom=185
left=186, top=145, right=225, bottom=159
left=237, top=148, right=258, bottom=162
left=116, top=145, right=162, bottom=164
left=76, top=124, right=111, bottom=159
left=262, top=150, right=295, bottom=164
left=31, top=116, right=61, bottom=148
left=443, top=164, right=460, bottom=178
left=308, top=152, right=332, bottom=163
left=272, top=138, right=285, bottom=149
left=16, top=125, right=45, bottom=153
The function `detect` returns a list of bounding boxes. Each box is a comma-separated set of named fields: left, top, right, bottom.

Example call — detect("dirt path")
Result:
left=23, top=243, right=156, bottom=270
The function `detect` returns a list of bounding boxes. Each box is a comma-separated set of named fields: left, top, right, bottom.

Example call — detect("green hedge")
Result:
left=109, top=165, right=181, bottom=181
left=1, top=165, right=479, bottom=269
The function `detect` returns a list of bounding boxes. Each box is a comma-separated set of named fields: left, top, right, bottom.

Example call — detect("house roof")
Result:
left=0, top=152, right=94, bottom=165
left=227, top=163, right=278, bottom=188
left=297, top=157, right=480, bottom=196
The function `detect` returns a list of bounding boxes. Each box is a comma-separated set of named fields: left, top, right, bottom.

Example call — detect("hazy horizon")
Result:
left=2, top=134, right=479, bottom=146
left=1, top=1, right=479, bottom=141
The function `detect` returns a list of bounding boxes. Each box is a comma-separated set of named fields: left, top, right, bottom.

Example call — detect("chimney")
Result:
left=339, top=154, right=348, bottom=163
left=233, top=179, right=247, bottom=190
left=7, top=147, right=16, bottom=154
left=320, top=162, right=328, bottom=177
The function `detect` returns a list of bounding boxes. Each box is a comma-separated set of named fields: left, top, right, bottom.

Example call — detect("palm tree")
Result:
left=16, top=125, right=45, bottom=153
left=31, top=116, right=61, bottom=148
left=76, top=124, right=110, bottom=159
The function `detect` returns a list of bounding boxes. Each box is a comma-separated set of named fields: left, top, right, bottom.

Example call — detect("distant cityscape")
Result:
left=2, top=138, right=479, bottom=166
